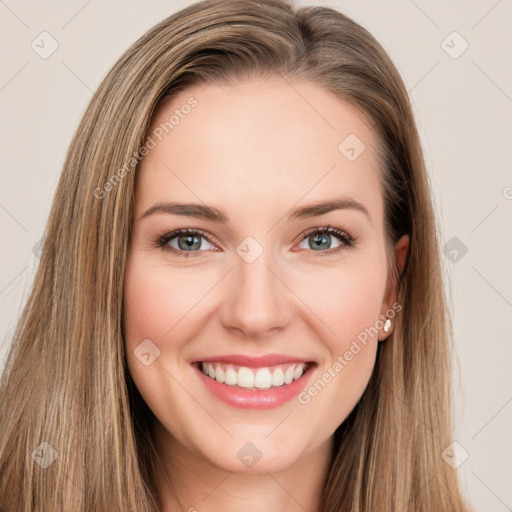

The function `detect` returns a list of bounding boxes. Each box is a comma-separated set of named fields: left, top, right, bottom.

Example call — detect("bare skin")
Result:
left=124, top=77, right=409, bottom=512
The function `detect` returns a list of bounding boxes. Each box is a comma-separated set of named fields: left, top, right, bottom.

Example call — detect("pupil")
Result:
left=311, top=233, right=330, bottom=250
left=179, top=235, right=201, bottom=251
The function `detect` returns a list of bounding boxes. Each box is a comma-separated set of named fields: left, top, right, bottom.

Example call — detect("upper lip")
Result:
left=192, top=354, right=314, bottom=368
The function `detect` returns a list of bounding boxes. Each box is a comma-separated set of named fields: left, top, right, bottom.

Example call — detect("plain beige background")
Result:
left=1, top=1, right=511, bottom=510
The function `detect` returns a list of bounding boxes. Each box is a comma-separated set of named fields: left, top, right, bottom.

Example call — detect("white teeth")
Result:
left=284, top=366, right=294, bottom=384
left=225, top=367, right=237, bottom=386
left=254, top=368, right=272, bottom=389
left=215, top=367, right=225, bottom=384
left=272, top=368, right=285, bottom=387
left=200, top=362, right=309, bottom=390
left=293, top=364, right=304, bottom=380
left=237, top=367, right=254, bottom=388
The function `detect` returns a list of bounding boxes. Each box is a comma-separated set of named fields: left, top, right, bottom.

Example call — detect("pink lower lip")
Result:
left=193, top=363, right=316, bottom=409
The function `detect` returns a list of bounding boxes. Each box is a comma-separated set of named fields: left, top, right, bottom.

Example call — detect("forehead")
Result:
left=135, top=78, right=383, bottom=229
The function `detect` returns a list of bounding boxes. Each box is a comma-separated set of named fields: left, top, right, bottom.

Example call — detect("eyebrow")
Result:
left=139, top=197, right=370, bottom=223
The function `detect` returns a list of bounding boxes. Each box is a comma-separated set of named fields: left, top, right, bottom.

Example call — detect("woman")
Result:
left=0, top=0, right=472, bottom=510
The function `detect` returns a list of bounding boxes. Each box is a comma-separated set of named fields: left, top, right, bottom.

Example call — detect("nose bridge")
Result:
left=221, top=237, right=290, bottom=336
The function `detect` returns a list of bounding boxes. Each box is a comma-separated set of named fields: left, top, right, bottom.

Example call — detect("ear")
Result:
left=378, top=234, right=410, bottom=339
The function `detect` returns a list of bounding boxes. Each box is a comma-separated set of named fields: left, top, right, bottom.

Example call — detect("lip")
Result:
left=192, top=360, right=317, bottom=410
left=192, top=354, right=313, bottom=368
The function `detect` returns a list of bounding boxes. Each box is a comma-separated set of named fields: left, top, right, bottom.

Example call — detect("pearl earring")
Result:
left=383, top=318, right=391, bottom=333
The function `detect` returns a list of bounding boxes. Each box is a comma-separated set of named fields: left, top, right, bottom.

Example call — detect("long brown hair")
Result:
left=0, top=1, right=471, bottom=510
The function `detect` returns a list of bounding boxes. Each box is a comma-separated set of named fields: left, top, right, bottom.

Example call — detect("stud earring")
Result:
left=379, top=318, right=392, bottom=342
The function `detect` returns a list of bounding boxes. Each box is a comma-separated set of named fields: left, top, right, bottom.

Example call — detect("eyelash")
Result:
left=154, top=225, right=357, bottom=258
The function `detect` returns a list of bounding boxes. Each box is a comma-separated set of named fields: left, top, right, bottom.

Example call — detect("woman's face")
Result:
left=124, top=78, right=408, bottom=474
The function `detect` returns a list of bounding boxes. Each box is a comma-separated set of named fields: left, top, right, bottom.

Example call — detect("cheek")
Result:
left=123, top=259, right=201, bottom=347
left=123, top=257, right=218, bottom=404
left=123, top=260, right=181, bottom=387
left=293, top=260, right=386, bottom=351
left=290, top=259, right=385, bottom=421
left=123, top=259, right=196, bottom=424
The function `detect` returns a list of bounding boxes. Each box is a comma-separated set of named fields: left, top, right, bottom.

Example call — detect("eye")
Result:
left=156, top=228, right=217, bottom=257
left=154, top=225, right=356, bottom=258
left=295, top=225, right=356, bottom=256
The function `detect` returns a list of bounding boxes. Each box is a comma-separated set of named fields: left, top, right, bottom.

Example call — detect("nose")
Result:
left=220, top=247, right=292, bottom=338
